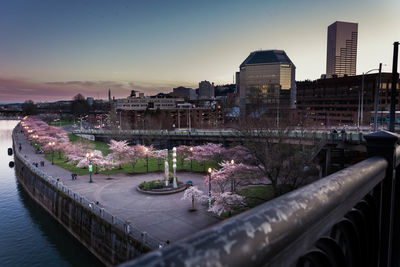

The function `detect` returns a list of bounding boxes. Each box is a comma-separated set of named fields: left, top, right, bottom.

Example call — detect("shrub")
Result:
left=168, top=172, right=178, bottom=184
left=139, top=180, right=164, bottom=190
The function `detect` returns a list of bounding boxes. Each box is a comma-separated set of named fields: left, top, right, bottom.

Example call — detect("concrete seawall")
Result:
left=12, top=128, right=156, bottom=266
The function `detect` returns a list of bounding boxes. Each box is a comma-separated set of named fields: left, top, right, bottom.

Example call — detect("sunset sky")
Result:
left=1, top=0, right=399, bottom=103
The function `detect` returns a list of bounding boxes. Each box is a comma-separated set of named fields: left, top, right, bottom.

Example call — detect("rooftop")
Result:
left=240, top=50, right=294, bottom=68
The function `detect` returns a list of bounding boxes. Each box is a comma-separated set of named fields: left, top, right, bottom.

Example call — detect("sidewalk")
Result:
left=14, top=129, right=220, bottom=243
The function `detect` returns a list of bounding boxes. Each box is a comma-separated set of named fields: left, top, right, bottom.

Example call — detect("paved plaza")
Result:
left=14, top=130, right=221, bottom=243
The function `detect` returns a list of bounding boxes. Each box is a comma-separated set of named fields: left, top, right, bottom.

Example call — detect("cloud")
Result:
left=0, top=77, right=184, bottom=103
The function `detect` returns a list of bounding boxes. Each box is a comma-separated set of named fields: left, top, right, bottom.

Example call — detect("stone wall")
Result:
left=13, top=133, right=158, bottom=266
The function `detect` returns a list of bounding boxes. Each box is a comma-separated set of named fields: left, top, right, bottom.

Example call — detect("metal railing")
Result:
left=12, top=127, right=163, bottom=250
left=120, top=130, right=400, bottom=267
left=74, top=129, right=367, bottom=143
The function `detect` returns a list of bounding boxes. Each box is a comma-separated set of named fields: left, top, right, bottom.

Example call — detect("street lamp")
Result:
left=145, top=147, right=149, bottom=173
left=86, top=152, right=94, bottom=183
left=48, top=142, right=55, bottom=165
left=32, top=135, right=38, bottom=146
left=208, top=167, right=212, bottom=208
left=361, top=66, right=382, bottom=129
left=190, top=147, right=193, bottom=172
left=172, top=147, right=177, bottom=188
left=230, top=160, right=235, bottom=192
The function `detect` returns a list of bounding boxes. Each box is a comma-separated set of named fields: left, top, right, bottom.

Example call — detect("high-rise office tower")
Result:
left=326, top=21, right=358, bottom=78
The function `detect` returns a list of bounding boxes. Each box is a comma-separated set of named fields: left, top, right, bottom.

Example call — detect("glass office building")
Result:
left=238, top=50, right=296, bottom=115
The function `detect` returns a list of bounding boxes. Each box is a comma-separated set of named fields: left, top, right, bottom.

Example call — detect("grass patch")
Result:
left=48, top=120, right=74, bottom=127
left=240, top=185, right=275, bottom=208
left=220, top=185, right=275, bottom=219
left=41, top=134, right=218, bottom=176
left=44, top=150, right=214, bottom=176
left=68, top=133, right=111, bottom=155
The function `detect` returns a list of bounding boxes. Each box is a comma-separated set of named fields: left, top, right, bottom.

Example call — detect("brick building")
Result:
left=297, top=73, right=400, bottom=127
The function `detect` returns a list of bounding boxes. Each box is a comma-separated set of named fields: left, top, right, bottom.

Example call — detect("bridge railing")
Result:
left=72, top=129, right=368, bottom=143
left=119, top=131, right=400, bottom=267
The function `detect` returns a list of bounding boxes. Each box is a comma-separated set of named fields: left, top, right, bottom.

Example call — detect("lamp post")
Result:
left=208, top=168, right=212, bottom=208
left=48, top=142, right=55, bottom=165
left=190, top=147, right=193, bottom=172
left=373, top=63, right=383, bottom=132
left=145, top=147, right=149, bottom=173
left=361, top=67, right=381, bottom=128
left=33, top=135, right=38, bottom=147
left=230, top=159, right=235, bottom=192
left=164, top=149, right=169, bottom=186
left=172, top=147, right=177, bottom=188
left=86, top=152, right=94, bottom=183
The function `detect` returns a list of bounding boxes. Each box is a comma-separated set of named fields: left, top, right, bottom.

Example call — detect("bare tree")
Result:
left=238, top=113, right=321, bottom=197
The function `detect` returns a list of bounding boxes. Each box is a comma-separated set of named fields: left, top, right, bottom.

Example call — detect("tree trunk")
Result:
left=131, top=162, right=136, bottom=174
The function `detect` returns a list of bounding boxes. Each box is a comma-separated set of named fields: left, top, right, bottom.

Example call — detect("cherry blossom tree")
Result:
left=76, top=150, right=111, bottom=173
left=64, top=143, right=86, bottom=163
left=176, top=145, right=193, bottom=168
left=150, top=149, right=165, bottom=171
left=208, top=192, right=245, bottom=216
left=186, top=143, right=226, bottom=171
left=223, top=145, right=255, bottom=165
left=106, top=140, right=130, bottom=169
left=126, top=144, right=147, bottom=172
left=181, top=186, right=206, bottom=211
left=207, top=161, right=263, bottom=193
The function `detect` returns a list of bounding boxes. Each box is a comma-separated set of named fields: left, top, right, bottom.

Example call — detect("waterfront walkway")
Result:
left=14, top=129, right=220, bottom=243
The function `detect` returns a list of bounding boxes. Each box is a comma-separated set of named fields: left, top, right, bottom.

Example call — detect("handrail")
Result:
left=72, top=129, right=366, bottom=143
left=120, top=156, right=388, bottom=267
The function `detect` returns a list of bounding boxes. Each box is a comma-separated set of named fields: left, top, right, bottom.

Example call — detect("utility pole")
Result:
left=361, top=73, right=365, bottom=126
left=189, top=105, right=192, bottom=131
left=373, top=63, right=382, bottom=132
left=389, top=42, right=399, bottom=132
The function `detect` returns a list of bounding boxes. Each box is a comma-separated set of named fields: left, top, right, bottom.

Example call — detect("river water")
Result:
left=0, top=120, right=103, bottom=267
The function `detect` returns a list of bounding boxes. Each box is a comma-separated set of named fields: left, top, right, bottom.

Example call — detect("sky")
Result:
left=0, top=0, right=399, bottom=103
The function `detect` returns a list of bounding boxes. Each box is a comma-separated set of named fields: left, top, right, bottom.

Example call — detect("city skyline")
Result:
left=1, top=0, right=399, bottom=103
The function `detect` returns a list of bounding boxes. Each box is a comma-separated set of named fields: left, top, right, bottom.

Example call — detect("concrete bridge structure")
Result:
left=73, top=128, right=369, bottom=177
left=73, top=129, right=367, bottom=147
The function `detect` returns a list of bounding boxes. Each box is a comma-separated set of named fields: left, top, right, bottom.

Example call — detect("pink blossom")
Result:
left=181, top=186, right=206, bottom=201
left=181, top=186, right=207, bottom=210
left=206, top=161, right=263, bottom=193
left=208, top=192, right=244, bottom=216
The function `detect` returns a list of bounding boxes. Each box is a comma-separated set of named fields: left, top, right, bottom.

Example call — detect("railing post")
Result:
left=365, top=131, right=399, bottom=267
